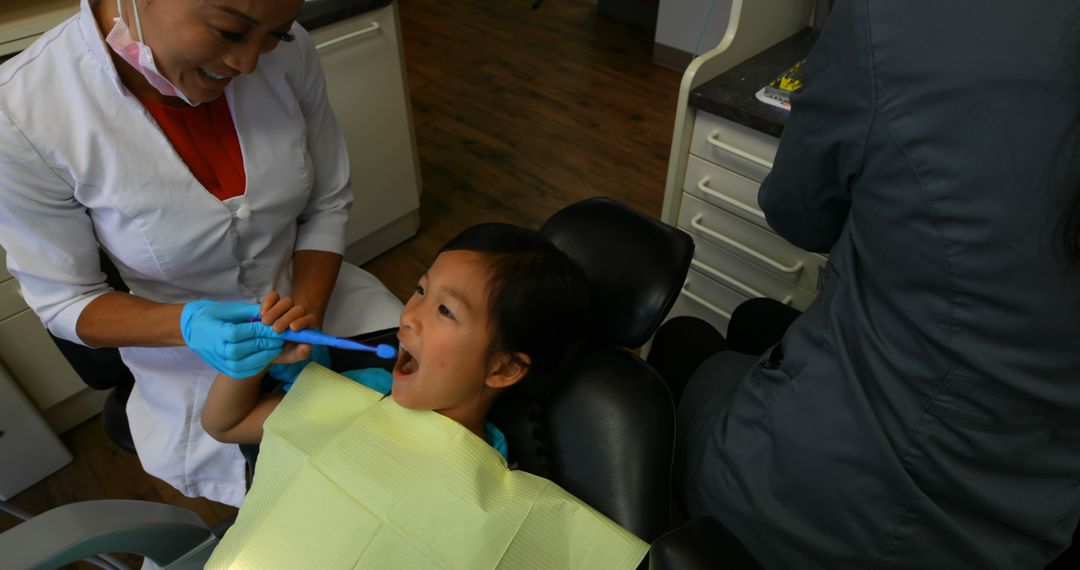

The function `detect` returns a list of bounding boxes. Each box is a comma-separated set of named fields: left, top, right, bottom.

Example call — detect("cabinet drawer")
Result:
left=690, top=110, right=778, bottom=183
left=0, top=307, right=85, bottom=411
left=668, top=267, right=750, bottom=337
left=689, top=232, right=818, bottom=312
left=678, top=193, right=824, bottom=292
left=683, top=155, right=768, bottom=230
left=0, top=276, right=28, bottom=321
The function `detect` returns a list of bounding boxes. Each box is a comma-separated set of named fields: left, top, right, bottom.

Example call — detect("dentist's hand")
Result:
left=180, top=300, right=284, bottom=378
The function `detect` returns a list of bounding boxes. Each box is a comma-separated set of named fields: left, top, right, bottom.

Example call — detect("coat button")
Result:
left=235, top=204, right=251, bottom=220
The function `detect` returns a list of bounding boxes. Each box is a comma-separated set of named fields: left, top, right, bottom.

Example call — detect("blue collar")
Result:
left=484, top=422, right=509, bottom=460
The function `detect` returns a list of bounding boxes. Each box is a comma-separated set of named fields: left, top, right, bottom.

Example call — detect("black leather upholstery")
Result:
left=540, top=197, right=694, bottom=349
left=101, top=379, right=136, bottom=454
left=49, top=334, right=135, bottom=392
left=649, top=517, right=762, bottom=570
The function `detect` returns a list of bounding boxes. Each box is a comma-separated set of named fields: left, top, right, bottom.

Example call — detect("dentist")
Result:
left=0, top=0, right=402, bottom=507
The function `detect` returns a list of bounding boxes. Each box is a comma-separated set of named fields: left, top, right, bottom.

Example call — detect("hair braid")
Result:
left=527, top=385, right=552, bottom=477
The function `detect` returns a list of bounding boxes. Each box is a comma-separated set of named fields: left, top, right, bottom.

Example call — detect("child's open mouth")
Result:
left=394, top=342, right=420, bottom=378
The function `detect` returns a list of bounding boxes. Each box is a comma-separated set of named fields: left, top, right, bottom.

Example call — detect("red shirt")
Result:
left=139, top=95, right=246, bottom=201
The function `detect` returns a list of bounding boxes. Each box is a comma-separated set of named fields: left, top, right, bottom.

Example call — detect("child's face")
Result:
left=392, top=250, right=521, bottom=420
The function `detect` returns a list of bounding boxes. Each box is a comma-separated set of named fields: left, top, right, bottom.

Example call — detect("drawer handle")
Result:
left=681, top=283, right=731, bottom=319
left=690, top=259, right=793, bottom=305
left=697, top=177, right=766, bottom=220
left=690, top=214, right=804, bottom=275
left=706, top=131, right=774, bottom=170
left=315, top=21, right=381, bottom=51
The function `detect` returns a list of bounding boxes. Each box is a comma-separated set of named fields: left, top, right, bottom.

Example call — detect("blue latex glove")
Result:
left=180, top=300, right=284, bottom=378
left=269, top=341, right=331, bottom=389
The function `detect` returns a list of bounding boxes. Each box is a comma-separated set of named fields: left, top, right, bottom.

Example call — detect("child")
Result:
left=201, top=222, right=590, bottom=463
left=201, top=223, right=651, bottom=570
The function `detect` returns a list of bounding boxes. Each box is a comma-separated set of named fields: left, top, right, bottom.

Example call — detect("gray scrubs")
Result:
left=678, top=1, right=1080, bottom=568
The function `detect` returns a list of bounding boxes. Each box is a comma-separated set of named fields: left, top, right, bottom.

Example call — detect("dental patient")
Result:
left=202, top=223, right=587, bottom=453
left=200, top=223, right=649, bottom=569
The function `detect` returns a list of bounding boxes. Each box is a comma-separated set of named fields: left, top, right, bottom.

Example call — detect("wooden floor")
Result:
left=0, top=0, right=679, bottom=566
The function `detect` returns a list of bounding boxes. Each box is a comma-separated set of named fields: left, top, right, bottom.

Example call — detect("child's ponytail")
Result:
left=528, top=387, right=552, bottom=477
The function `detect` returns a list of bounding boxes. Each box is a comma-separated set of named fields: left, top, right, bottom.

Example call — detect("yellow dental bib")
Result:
left=207, top=364, right=648, bottom=569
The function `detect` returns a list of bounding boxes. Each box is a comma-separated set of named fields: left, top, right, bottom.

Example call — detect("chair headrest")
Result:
left=540, top=197, right=694, bottom=348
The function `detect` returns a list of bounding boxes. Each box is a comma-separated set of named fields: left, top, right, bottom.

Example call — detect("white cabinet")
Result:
left=310, top=2, right=422, bottom=265
left=661, top=0, right=818, bottom=335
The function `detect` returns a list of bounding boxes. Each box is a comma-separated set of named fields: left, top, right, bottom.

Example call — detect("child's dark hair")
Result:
left=439, top=223, right=590, bottom=378
left=439, top=223, right=590, bottom=475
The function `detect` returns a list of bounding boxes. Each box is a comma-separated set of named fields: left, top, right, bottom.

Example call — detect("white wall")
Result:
left=655, top=0, right=732, bottom=56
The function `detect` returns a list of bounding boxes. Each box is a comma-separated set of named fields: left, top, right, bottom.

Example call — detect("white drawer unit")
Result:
left=659, top=0, right=818, bottom=342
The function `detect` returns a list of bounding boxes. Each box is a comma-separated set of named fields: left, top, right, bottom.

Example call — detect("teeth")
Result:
left=400, top=353, right=418, bottom=374
left=201, top=68, right=227, bottom=80
left=397, top=343, right=418, bottom=374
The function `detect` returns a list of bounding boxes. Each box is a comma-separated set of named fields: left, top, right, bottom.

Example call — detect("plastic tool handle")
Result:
left=279, top=329, right=397, bottom=359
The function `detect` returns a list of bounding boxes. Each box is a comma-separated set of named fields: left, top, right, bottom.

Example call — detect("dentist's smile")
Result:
left=198, top=67, right=230, bottom=81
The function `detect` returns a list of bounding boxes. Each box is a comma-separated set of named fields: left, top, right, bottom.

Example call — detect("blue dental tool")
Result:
left=278, top=329, right=397, bottom=359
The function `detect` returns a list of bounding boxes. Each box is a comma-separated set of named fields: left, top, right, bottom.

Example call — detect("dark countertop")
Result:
left=297, top=0, right=393, bottom=31
left=689, top=28, right=817, bottom=138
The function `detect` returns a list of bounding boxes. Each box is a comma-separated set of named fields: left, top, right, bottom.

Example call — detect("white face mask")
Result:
left=105, top=0, right=198, bottom=106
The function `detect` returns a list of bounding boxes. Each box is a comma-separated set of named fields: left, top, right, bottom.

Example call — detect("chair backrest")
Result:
left=539, top=197, right=694, bottom=349
left=489, top=197, right=694, bottom=542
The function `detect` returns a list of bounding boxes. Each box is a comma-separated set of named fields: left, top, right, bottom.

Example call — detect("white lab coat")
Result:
left=0, top=0, right=402, bottom=506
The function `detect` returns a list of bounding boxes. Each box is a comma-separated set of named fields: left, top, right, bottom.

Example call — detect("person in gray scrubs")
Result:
left=663, top=0, right=1080, bottom=567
